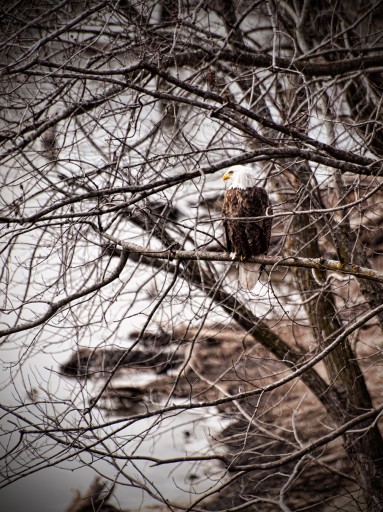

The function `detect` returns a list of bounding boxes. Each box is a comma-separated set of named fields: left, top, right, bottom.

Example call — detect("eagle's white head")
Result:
left=222, top=166, right=259, bottom=190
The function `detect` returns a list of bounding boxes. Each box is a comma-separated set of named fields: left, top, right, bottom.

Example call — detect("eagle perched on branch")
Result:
left=222, top=166, right=272, bottom=290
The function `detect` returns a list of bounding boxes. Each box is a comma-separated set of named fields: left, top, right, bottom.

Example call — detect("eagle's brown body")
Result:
left=222, top=167, right=272, bottom=290
left=222, top=186, right=272, bottom=260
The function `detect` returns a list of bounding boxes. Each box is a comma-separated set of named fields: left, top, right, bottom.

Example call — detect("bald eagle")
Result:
left=222, top=166, right=272, bottom=290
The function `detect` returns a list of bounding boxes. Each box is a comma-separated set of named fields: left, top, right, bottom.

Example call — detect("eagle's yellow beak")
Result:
left=222, top=170, right=234, bottom=181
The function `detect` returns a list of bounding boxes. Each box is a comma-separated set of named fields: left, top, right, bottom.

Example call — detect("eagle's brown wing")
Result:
left=222, top=190, right=234, bottom=254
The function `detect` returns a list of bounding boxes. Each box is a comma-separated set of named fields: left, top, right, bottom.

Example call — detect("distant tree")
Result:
left=1, top=1, right=383, bottom=510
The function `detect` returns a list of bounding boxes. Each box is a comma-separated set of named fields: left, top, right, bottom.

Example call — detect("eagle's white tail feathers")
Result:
left=239, top=262, right=261, bottom=290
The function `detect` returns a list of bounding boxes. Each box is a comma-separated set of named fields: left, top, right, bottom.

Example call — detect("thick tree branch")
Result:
left=8, top=48, right=383, bottom=79
left=100, top=234, right=383, bottom=285
left=0, top=146, right=380, bottom=227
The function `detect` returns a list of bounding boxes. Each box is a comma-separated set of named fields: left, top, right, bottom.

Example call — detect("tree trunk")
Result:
left=290, top=164, right=383, bottom=508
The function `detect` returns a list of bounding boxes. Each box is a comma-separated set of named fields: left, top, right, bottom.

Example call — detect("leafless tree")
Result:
left=1, top=1, right=383, bottom=510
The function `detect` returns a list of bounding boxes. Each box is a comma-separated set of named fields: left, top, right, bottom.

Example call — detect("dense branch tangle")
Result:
left=1, top=1, right=383, bottom=511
